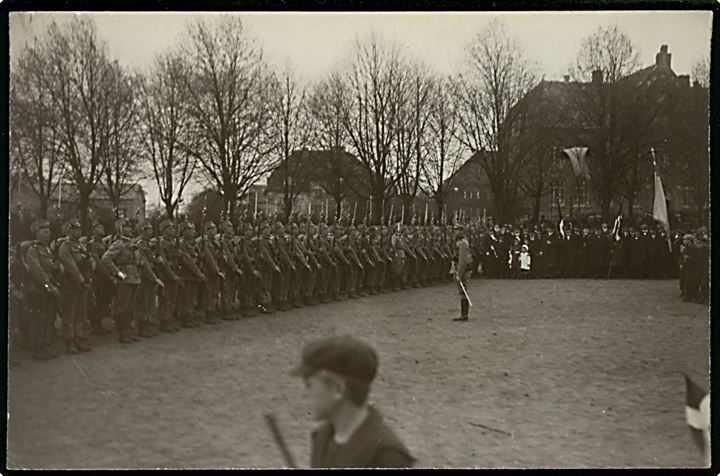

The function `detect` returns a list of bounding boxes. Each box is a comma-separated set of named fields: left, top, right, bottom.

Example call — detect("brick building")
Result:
left=448, top=45, right=709, bottom=226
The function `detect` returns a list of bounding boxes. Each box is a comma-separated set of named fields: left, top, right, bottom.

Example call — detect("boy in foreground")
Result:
left=289, top=335, right=416, bottom=468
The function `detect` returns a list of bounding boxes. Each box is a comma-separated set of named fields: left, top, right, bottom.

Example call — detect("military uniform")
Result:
left=57, top=219, right=93, bottom=352
left=154, top=220, right=182, bottom=332
left=24, top=220, right=61, bottom=360
left=101, top=219, right=141, bottom=344
left=258, top=230, right=280, bottom=313
left=134, top=222, right=162, bottom=338
left=86, top=222, right=114, bottom=334
left=218, top=222, right=243, bottom=321
left=177, top=222, right=205, bottom=327
left=197, top=223, right=224, bottom=324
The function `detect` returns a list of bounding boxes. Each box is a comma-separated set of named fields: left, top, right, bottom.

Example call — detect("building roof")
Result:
left=265, top=148, right=366, bottom=194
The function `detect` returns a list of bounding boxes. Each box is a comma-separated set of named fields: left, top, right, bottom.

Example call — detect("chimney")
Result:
left=656, top=45, right=671, bottom=69
left=678, top=74, right=690, bottom=88
left=563, top=74, right=570, bottom=83
left=591, top=69, right=603, bottom=85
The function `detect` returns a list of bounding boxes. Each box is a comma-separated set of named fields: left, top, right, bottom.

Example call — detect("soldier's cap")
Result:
left=204, top=221, right=217, bottom=231
left=158, top=219, right=175, bottom=232
left=683, top=234, right=694, bottom=240
left=289, top=335, right=378, bottom=385
left=115, top=216, right=127, bottom=226
left=140, top=221, right=153, bottom=231
left=30, top=219, right=51, bottom=234
left=220, top=219, right=233, bottom=228
left=178, top=222, right=195, bottom=233
left=92, top=219, right=104, bottom=228
left=62, top=218, right=82, bottom=233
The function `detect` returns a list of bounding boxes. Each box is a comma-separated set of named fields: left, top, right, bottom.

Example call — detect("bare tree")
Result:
left=568, top=24, right=659, bottom=219
left=101, top=63, right=144, bottom=214
left=10, top=35, right=63, bottom=218
left=691, top=58, right=709, bottom=88
left=45, top=18, right=115, bottom=233
left=139, top=53, right=198, bottom=219
left=340, top=33, right=407, bottom=222
left=180, top=17, right=277, bottom=217
left=308, top=72, right=348, bottom=151
left=454, top=20, right=538, bottom=223
left=270, top=64, right=313, bottom=219
left=420, top=76, right=465, bottom=219
left=393, top=61, right=434, bottom=221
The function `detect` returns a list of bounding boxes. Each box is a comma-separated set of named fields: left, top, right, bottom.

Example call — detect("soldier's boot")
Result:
left=221, top=309, right=233, bottom=321
left=129, top=322, right=143, bottom=341
left=91, top=320, right=113, bottom=336
left=453, top=299, right=470, bottom=322
left=150, top=321, right=161, bottom=336
left=118, top=326, right=133, bottom=343
left=65, top=337, right=79, bottom=354
left=74, top=337, right=92, bottom=352
left=159, top=320, right=174, bottom=333
left=180, top=315, right=195, bottom=328
left=138, top=321, right=154, bottom=338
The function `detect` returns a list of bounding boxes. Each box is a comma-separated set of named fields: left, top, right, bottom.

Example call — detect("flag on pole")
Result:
left=684, top=374, right=710, bottom=466
left=563, top=147, right=591, bottom=180
left=612, top=214, right=622, bottom=241
left=652, top=148, right=669, bottom=234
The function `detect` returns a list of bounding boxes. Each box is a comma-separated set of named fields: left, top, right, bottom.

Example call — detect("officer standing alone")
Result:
left=453, top=226, right=472, bottom=322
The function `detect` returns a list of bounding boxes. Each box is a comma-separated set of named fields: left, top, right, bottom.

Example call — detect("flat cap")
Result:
left=31, top=219, right=50, bottom=234
left=289, top=335, right=378, bottom=385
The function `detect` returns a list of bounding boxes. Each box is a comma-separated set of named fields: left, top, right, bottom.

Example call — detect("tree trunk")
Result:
left=372, top=190, right=384, bottom=226
left=38, top=196, right=49, bottom=220
left=532, top=194, right=541, bottom=225
left=164, top=199, right=175, bottom=220
left=79, top=193, right=91, bottom=236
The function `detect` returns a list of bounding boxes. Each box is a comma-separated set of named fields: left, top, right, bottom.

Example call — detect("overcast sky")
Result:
left=8, top=11, right=713, bottom=209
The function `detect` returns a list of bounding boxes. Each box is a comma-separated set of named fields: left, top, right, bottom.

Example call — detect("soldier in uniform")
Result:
left=257, top=221, right=281, bottom=313
left=177, top=221, right=206, bottom=328
left=154, top=219, right=182, bottom=332
left=57, top=218, right=94, bottom=353
left=273, top=222, right=295, bottom=311
left=290, top=222, right=313, bottom=308
left=85, top=220, right=114, bottom=335
left=101, top=217, right=142, bottom=344
left=218, top=220, right=243, bottom=321
left=452, top=225, right=472, bottom=322
left=316, top=225, right=337, bottom=303
left=237, top=223, right=264, bottom=316
left=390, top=226, right=405, bottom=291
left=333, top=228, right=352, bottom=299
left=134, top=222, right=164, bottom=338
left=24, top=219, right=61, bottom=360
left=197, top=221, right=225, bottom=324
left=347, top=229, right=365, bottom=298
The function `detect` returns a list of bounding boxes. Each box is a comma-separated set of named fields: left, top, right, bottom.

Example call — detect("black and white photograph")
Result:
left=5, top=9, right=713, bottom=469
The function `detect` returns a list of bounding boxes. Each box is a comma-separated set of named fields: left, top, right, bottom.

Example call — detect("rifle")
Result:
left=264, top=413, right=298, bottom=468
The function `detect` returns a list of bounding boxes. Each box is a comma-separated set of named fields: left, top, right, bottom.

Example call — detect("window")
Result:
left=551, top=183, right=565, bottom=205
left=576, top=181, right=590, bottom=206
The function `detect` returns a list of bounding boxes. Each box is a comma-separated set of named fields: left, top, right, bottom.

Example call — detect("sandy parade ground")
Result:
left=7, top=279, right=709, bottom=469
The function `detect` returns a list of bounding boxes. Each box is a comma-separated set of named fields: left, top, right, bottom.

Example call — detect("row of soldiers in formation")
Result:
left=10, top=210, right=708, bottom=362
left=10, top=212, right=461, bottom=361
